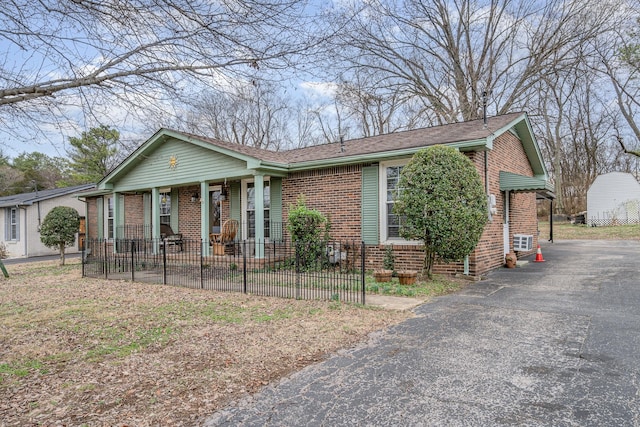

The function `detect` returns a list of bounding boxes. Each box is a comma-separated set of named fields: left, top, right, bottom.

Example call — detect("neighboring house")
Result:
left=79, top=112, right=554, bottom=277
left=0, top=184, right=94, bottom=258
left=587, top=172, right=640, bottom=226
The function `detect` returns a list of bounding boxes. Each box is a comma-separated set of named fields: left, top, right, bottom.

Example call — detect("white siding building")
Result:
left=0, top=185, right=93, bottom=259
left=587, top=172, right=640, bottom=226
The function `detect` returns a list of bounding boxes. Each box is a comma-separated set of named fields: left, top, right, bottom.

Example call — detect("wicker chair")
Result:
left=211, top=219, right=238, bottom=255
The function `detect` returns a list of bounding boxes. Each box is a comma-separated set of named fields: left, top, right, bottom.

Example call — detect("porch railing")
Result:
left=115, top=222, right=288, bottom=241
left=82, top=237, right=366, bottom=304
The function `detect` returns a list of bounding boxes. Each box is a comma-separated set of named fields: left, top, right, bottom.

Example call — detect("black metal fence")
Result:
left=82, top=238, right=366, bottom=304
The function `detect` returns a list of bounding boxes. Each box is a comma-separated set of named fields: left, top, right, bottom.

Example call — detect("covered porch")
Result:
left=84, top=129, right=288, bottom=258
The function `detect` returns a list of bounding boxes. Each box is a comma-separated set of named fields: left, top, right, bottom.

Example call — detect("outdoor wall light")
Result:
left=191, top=192, right=200, bottom=202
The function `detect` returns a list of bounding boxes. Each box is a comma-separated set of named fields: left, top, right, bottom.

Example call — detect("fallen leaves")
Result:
left=0, top=260, right=410, bottom=426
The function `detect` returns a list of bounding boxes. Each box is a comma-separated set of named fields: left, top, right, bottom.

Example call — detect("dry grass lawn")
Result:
left=539, top=221, right=640, bottom=240
left=0, top=259, right=410, bottom=426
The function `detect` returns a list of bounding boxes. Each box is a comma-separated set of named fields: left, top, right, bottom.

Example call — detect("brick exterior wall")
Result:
left=282, top=165, right=363, bottom=241
left=177, top=186, right=203, bottom=239
left=87, top=197, right=99, bottom=239
left=124, top=194, right=144, bottom=226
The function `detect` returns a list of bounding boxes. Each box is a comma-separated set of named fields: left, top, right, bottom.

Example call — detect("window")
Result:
left=106, top=197, right=114, bottom=239
left=386, top=165, right=404, bottom=239
left=246, top=180, right=270, bottom=239
left=159, top=192, right=171, bottom=225
left=6, top=207, right=18, bottom=240
left=380, top=161, right=414, bottom=242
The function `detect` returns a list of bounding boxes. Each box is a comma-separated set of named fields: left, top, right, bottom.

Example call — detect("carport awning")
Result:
left=499, top=171, right=555, bottom=200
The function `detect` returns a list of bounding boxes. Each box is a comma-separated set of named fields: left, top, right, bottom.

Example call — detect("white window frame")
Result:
left=379, top=159, right=420, bottom=244
left=159, top=190, right=171, bottom=225
left=241, top=178, right=271, bottom=240
left=8, top=207, right=19, bottom=241
left=105, top=197, right=114, bottom=240
left=209, top=185, right=222, bottom=234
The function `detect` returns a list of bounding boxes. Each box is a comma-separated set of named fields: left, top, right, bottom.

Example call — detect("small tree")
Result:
left=287, top=195, right=331, bottom=270
left=394, top=145, right=487, bottom=277
left=40, top=206, right=80, bottom=266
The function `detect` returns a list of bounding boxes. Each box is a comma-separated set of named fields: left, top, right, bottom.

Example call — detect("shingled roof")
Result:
left=171, top=112, right=525, bottom=166
left=0, top=184, right=95, bottom=208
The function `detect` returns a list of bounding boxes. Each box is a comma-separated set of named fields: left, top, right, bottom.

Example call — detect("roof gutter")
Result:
left=286, top=139, right=489, bottom=172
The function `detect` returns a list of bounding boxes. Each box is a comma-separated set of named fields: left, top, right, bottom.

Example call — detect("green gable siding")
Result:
left=361, top=164, right=379, bottom=244
left=270, top=177, right=283, bottom=241
left=114, top=138, right=248, bottom=191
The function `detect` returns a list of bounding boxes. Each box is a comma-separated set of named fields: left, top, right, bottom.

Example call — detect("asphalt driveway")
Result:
left=205, top=239, right=640, bottom=426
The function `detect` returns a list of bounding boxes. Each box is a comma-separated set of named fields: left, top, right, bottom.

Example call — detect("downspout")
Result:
left=485, top=151, right=492, bottom=222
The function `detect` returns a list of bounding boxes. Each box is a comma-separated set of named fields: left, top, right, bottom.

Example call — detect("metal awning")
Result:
left=499, top=171, right=555, bottom=200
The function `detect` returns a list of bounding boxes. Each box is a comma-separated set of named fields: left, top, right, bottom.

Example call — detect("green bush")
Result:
left=287, top=195, right=331, bottom=270
left=394, top=145, right=487, bottom=277
left=40, top=206, right=80, bottom=265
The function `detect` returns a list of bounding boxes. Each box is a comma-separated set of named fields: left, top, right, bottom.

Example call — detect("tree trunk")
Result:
left=59, top=244, right=66, bottom=266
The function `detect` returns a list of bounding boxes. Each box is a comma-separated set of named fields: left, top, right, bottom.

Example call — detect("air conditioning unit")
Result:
left=513, top=234, right=533, bottom=252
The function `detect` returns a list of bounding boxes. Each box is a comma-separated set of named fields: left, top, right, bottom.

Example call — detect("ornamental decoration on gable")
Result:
left=169, top=154, right=178, bottom=170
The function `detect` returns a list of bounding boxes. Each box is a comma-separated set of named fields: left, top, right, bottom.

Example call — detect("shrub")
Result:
left=40, top=206, right=80, bottom=265
left=287, top=195, right=331, bottom=270
left=394, top=145, right=487, bottom=277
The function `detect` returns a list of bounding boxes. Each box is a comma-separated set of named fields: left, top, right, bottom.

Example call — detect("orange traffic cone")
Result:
left=534, top=244, right=545, bottom=262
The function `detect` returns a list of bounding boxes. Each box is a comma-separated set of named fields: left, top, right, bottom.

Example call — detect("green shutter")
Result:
left=361, top=165, right=379, bottom=244
left=270, top=177, right=283, bottom=241
left=97, top=197, right=104, bottom=240
left=143, top=192, right=151, bottom=238
left=230, top=181, right=241, bottom=224
left=117, top=194, right=125, bottom=239
left=170, top=188, right=179, bottom=231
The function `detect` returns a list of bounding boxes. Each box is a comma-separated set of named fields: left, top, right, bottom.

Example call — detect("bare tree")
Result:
left=0, top=0, right=326, bottom=144
left=183, top=81, right=292, bottom=150
left=328, top=0, right=620, bottom=123
left=599, top=20, right=640, bottom=159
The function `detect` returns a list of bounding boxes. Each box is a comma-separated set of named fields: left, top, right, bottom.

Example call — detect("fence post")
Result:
left=295, top=241, right=300, bottom=300
left=243, top=240, right=247, bottom=294
left=130, top=239, right=135, bottom=282
left=361, top=241, right=366, bottom=305
left=162, top=238, right=167, bottom=285
left=81, top=242, right=85, bottom=278
left=104, top=239, right=108, bottom=279
left=200, top=239, right=204, bottom=289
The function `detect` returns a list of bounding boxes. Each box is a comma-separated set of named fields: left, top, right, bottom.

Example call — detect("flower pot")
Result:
left=505, top=253, right=517, bottom=268
left=373, top=269, right=393, bottom=283
left=397, top=270, right=417, bottom=285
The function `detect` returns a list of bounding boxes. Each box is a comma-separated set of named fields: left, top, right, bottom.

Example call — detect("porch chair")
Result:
left=211, top=219, right=238, bottom=255
left=160, top=223, right=184, bottom=251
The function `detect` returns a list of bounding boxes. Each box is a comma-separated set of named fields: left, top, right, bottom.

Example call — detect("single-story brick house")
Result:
left=79, top=112, right=554, bottom=276
left=0, top=184, right=93, bottom=258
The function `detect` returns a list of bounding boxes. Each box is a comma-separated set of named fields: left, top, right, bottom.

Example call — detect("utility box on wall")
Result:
left=513, top=234, right=533, bottom=252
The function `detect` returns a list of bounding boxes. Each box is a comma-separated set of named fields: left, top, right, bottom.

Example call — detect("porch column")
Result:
left=200, top=181, right=210, bottom=256
left=151, top=187, right=161, bottom=240
left=254, top=174, right=265, bottom=258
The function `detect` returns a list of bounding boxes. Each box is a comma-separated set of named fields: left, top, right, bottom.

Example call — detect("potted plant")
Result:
left=373, top=269, right=393, bottom=283
left=383, top=245, right=395, bottom=274
left=397, top=270, right=418, bottom=285
left=505, top=253, right=517, bottom=268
